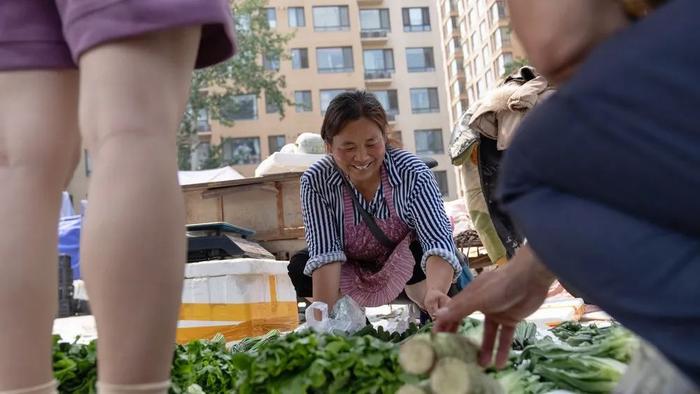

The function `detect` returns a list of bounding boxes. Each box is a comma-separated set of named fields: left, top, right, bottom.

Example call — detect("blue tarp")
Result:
left=58, top=214, right=82, bottom=279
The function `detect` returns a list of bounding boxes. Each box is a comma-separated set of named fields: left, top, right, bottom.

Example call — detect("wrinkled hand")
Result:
left=434, top=245, right=555, bottom=369
left=423, top=288, right=451, bottom=318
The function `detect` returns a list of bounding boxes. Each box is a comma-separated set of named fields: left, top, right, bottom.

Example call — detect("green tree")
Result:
left=179, top=0, right=293, bottom=170
left=502, top=57, right=530, bottom=79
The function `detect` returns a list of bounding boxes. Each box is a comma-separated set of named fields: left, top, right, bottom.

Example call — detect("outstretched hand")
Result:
left=433, top=245, right=555, bottom=368
left=423, top=288, right=451, bottom=318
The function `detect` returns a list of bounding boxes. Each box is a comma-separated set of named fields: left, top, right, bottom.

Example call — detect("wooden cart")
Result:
left=182, top=172, right=307, bottom=260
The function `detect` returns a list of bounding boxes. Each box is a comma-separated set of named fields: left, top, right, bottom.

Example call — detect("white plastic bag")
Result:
left=302, top=296, right=367, bottom=334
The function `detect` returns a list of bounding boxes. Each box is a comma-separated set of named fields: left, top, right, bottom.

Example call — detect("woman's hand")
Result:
left=433, top=245, right=555, bottom=368
left=424, top=289, right=451, bottom=317
left=312, top=262, right=341, bottom=312
left=424, top=256, right=455, bottom=316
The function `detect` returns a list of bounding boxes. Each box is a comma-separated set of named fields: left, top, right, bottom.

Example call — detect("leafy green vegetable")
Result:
left=492, top=364, right=556, bottom=394
left=512, top=321, right=538, bottom=351
left=52, top=336, right=97, bottom=394
left=530, top=356, right=627, bottom=393
left=354, top=322, right=433, bottom=343
left=52, top=320, right=638, bottom=394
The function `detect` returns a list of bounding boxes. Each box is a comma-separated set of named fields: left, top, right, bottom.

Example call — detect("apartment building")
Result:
left=200, top=0, right=458, bottom=200
left=436, top=0, right=526, bottom=129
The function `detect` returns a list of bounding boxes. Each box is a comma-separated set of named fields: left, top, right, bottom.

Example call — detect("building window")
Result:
left=360, top=9, right=390, bottom=32
left=320, top=89, right=349, bottom=114
left=313, top=6, right=350, bottom=31
left=491, top=1, right=507, bottom=24
left=291, top=48, right=309, bottom=69
left=196, top=109, right=210, bottom=131
left=222, top=94, right=257, bottom=120
left=371, top=90, right=399, bottom=115
left=265, top=94, right=278, bottom=114
left=496, top=27, right=511, bottom=48
left=432, top=170, right=449, bottom=196
left=265, top=8, right=277, bottom=28
left=406, top=47, right=435, bottom=72
left=236, top=15, right=250, bottom=32
left=288, top=7, right=305, bottom=27
left=263, top=53, right=280, bottom=71
left=84, top=149, right=92, bottom=177
left=410, top=88, right=439, bottom=114
left=480, top=21, right=488, bottom=45
left=485, top=70, right=494, bottom=89
left=415, top=129, right=444, bottom=155
left=477, top=78, right=486, bottom=99
left=222, top=137, right=261, bottom=165
left=363, top=49, right=394, bottom=73
left=402, top=7, right=430, bottom=32
left=295, top=90, right=312, bottom=112
left=317, top=47, right=354, bottom=73
left=268, top=135, right=286, bottom=154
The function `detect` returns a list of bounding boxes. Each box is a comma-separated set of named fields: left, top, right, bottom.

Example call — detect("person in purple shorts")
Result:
left=0, top=2, right=235, bottom=393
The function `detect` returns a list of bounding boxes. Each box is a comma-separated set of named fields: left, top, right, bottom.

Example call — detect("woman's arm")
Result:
left=312, top=262, right=342, bottom=311
left=426, top=256, right=453, bottom=295
left=424, top=256, right=454, bottom=315
left=507, top=0, right=629, bottom=83
left=300, top=174, right=346, bottom=310
left=407, top=170, right=462, bottom=313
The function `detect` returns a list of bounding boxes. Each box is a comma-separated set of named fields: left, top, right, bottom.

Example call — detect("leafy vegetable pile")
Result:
left=52, top=320, right=638, bottom=394
left=514, top=322, right=639, bottom=393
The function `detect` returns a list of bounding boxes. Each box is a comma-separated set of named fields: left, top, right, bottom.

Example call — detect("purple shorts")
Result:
left=0, top=0, right=236, bottom=71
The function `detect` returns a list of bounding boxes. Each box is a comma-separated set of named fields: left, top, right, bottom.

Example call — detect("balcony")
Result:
left=360, top=29, right=389, bottom=44
left=364, top=70, right=393, bottom=86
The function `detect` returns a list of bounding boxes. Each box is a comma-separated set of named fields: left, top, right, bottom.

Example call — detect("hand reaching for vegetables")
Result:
left=423, top=289, right=451, bottom=318
left=433, top=245, right=556, bottom=369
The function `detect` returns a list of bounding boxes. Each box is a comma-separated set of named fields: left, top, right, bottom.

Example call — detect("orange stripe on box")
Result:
left=179, top=301, right=298, bottom=322
left=175, top=316, right=299, bottom=344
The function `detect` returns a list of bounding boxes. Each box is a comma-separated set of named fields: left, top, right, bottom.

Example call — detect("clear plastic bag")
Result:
left=302, top=296, right=367, bottom=334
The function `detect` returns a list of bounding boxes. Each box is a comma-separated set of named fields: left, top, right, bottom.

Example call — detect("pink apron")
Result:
left=339, top=168, right=416, bottom=307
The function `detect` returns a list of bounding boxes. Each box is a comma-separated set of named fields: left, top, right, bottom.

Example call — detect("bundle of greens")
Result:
left=52, top=336, right=97, bottom=394
left=229, top=330, right=405, bottom=394
left=491, top=364, right=556, bottom=394
left=517, top=324, right=639, bottom=393
left=171, top=330, right=407, bottom=393
left=353, top=322, right=433, bottom=343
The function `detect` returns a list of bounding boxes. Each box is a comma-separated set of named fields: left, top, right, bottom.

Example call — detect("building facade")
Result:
left=201, top=0, right=458, bottom=200
left=436, top=0, right=526, bottom=130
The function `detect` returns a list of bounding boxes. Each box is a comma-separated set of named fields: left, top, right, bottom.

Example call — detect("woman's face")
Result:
left=327, top=117, right=386, bottom=185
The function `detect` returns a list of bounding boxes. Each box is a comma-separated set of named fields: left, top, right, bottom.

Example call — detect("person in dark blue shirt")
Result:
left=436, top=0, right=700, bottom=390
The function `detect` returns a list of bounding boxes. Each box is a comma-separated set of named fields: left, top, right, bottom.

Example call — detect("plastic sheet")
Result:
left=302, top=296, right=366, bottom=334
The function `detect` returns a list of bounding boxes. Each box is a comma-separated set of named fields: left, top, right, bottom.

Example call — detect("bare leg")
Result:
left=0, top=71, right=80, bottom=390
left=78, top=27, right=200, bottom=385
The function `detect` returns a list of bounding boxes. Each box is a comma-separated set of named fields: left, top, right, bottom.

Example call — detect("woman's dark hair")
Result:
left=320, top=90, right=388, bottom=144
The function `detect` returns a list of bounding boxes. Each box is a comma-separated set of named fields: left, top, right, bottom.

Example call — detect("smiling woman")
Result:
left=287, top=90, right=468, bottom=316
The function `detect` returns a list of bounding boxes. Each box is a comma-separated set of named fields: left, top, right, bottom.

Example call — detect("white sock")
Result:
left=97, top=380, right=171, bottom=394
left=0, top=380, right=57, bottom=394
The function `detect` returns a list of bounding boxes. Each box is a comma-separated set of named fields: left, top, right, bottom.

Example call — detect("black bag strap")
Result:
left=333, top=161, right=398, bottom=250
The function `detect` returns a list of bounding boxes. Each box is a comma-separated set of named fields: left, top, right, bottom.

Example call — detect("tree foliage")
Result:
left=178, top=0, right=293, bottom=170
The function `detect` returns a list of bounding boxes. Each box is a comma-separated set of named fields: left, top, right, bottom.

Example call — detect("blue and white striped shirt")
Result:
left=300, top=148, right=461, bottom=278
